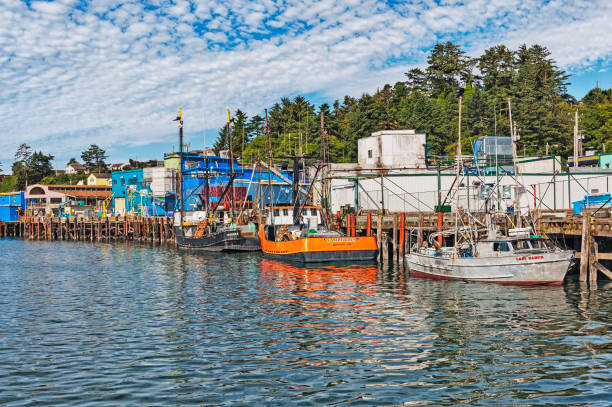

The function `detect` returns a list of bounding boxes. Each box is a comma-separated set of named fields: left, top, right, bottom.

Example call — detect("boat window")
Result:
left=283, top=208, right=289, bottom=216
left=512, top=240, right=529, bottom=250
left=530, top=240, right=541, bottom=248
left=311, top=209, right=317, bottom=216
left=274, top=209, right=280, bottom=216
left=493, top=242, right=510, bottom=252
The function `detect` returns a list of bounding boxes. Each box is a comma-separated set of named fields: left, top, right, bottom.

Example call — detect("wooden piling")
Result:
left=579, top=214, right=589, bottom=282
left=417, top=213, right=423, bottom=248
left=381, top=233, right=389, bottom=265
left=392, top=215, right=398, bottom=263
left=376, top=213, right=383, bottom=262
left=589, top=240, right=598, bottom=286
left=399, top=212, right=405, bottom=259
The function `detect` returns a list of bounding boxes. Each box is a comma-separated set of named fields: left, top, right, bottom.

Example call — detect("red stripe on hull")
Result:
left=408, top=269, right=563, bottom=285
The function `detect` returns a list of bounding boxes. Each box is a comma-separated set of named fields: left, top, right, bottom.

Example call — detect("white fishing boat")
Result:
left=406, top=234, right=574, bottom=285
left=405, top=98, right=574, bottom=284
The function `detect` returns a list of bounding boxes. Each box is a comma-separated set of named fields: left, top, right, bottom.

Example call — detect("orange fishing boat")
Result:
left=258, top=205, right=377, bottom=262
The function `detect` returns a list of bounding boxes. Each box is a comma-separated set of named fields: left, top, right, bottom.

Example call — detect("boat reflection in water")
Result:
left=259, top=258, right=378, bottom=301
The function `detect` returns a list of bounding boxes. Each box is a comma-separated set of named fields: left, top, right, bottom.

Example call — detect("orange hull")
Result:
left=258, top=225, right=378, bottom=262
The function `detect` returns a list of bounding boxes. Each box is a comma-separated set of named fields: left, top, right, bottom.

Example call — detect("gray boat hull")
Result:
left=405, top=251, right=574, bottom=285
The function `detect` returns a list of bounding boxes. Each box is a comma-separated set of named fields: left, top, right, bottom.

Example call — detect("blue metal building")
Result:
left=180, top=155, right=297, bottom=212
left=0, top=192, right=32, bottom=221
left=111, top=169, right=174, bottom=216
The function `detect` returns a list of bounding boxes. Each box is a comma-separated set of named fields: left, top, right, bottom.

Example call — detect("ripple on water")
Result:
left=0, top=239, right=611, bottom=406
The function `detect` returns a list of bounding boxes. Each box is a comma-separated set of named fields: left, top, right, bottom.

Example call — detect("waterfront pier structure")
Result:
left=0, top=216, right=174, bottom=244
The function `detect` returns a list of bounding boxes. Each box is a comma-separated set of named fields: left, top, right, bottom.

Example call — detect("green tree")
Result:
left=511, top=44, right=571, bottom=156
left=12, top=149, right=54, bottom=189
left=81, top=145, right=108, bottom=172
left=426, top=42, right=471, bottom=97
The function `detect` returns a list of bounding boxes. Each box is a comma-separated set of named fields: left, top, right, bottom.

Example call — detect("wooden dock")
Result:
left=0, top=216, right=175, bottom=244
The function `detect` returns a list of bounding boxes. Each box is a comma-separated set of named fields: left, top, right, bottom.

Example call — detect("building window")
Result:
left=368, top=150, right=372, bottom=158
left=121, top=178, right=125, bottom=186
left=113, top=179, right=117, bottom=185
left=50, top=198, right=62, bottom=204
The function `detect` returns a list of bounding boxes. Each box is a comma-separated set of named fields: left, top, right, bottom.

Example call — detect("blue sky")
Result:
left=1, top=0, right=611, bottom=173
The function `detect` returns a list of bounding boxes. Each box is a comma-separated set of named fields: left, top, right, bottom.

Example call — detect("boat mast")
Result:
left=174, top=108, right=184, bottom=234
left=319, top=111, right=329, bottom=227
left=292, top=156, right=300, bottom=225
left=227, top=108, right=235, bottom=222
left=508, top=98, right=521, bottom=229
left=265, top=109, right=274, bottom=228
left=204, top=154, right=209, bottom=216
left=454, top=92, right=463, bottom=248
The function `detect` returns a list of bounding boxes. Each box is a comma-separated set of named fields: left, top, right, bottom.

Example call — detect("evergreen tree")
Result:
left=426, top=42, right=470, bottom=97
left=81, top=144, right=108, bottom=172
left=212, top=42, right=608, bottom=164
left=12, top=148, right=54, bottom=189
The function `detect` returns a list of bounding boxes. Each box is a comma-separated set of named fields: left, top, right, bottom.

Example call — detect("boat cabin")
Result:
left=476, top=237, right=548, bottom=257
left=265, top=205, right=322, bottom=228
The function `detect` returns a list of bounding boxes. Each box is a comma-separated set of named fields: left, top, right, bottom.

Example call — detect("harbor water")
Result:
left=1, top=239, right=611, bottom=405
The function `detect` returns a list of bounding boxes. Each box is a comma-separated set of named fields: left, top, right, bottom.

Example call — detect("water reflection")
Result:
left=0, top=240, right=611, bottom=405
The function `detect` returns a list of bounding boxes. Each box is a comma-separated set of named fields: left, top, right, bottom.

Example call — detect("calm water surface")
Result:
left=1, top=238, right=611, bottom=406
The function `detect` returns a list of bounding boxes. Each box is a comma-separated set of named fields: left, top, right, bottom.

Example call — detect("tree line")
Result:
left=2, top=144, right=109, bottom=191
left=214, top=42, right=611, bottom=163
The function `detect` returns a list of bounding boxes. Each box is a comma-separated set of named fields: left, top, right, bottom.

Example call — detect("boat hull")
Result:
left=259, top=226, right=377, bottom=263
left=263, top=249, right=377, bottom=263
left=174, top=226, right=249, bottom=252
left=405, top=251, right=574, bottom=285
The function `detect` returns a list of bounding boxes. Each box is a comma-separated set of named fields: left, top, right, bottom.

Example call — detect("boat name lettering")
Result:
left=515, top=255, right=544, bottom=261
left=324, top=238, right=357, bottom=243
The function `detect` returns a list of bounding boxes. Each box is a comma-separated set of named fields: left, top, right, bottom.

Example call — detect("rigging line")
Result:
left=293, top=164, right=322, bottom=225
left=383, top=175, right=435, bottom=211
left=506, top=173, right=554, bottom=211
left=356, top=182, right=380, bottom=210
left=374, top=176, right=423, bottom=212
left=236, top=162, right=258, bottom=222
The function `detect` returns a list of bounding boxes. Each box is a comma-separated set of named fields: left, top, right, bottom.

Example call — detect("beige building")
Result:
left=25, top=184, right=112, bottom=216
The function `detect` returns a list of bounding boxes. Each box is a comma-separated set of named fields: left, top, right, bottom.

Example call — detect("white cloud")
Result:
left=0, top=0, right=610, bottom=167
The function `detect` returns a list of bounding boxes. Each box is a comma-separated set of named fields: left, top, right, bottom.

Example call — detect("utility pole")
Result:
left=573, top=109, right=579, bottom=168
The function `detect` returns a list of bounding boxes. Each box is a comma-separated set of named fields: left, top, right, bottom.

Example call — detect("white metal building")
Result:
left=357, top=130, right=427, bottom=169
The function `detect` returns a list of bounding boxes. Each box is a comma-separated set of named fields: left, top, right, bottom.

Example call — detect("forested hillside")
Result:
left=214, top=42, right=612, bottom=163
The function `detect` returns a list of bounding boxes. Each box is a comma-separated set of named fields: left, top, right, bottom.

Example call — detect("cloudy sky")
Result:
left=1, top=0, right=611, bottom=171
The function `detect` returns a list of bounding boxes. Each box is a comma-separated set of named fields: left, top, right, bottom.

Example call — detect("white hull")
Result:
left=406, top=251, right=574, bottom=285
